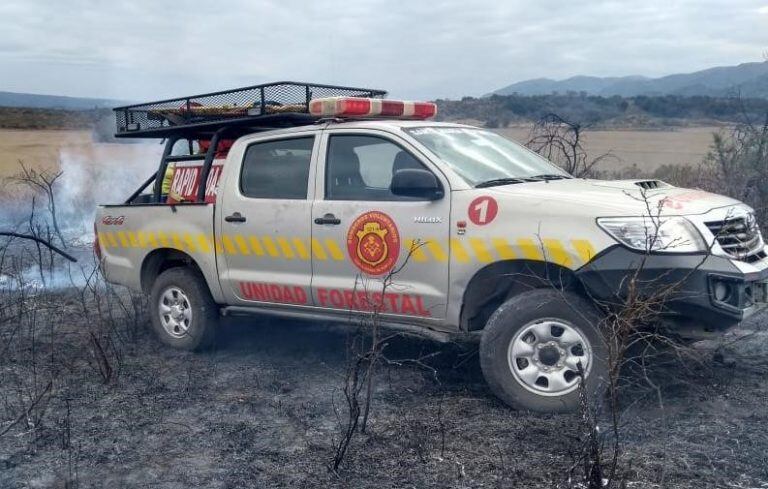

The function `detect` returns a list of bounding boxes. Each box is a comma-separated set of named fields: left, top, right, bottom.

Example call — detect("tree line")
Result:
left=435, top=92, right=768, bottom=127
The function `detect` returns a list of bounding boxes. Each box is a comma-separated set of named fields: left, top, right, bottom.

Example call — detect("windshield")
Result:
left=404, top=127, right=569, bottom=186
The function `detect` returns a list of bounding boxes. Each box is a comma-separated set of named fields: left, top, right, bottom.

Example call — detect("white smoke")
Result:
left=0, top=134, right=163, bottom=291
left=56, top=141, right=163, bottom=239
left=0, top=259, right=93, bottom=290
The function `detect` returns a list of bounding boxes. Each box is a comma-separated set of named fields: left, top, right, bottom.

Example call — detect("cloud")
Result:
left=0, top=0, right=765, bottom=100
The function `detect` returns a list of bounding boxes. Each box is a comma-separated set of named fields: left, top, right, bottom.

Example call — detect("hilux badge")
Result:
left=414, top=216, right=442, bottom=224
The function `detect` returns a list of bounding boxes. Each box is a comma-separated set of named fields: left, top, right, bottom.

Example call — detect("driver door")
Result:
left=310, top=129, right=451, bottom=321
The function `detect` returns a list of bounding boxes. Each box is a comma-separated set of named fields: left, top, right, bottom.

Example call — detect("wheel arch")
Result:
left=460, top=259, right=584, bottom=332
left=140, top=248, right=206, bottom=295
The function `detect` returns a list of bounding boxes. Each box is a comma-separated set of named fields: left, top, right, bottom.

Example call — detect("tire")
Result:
left=479, top=288, right=608, bottom=413
left=149, top=267, right=219, bottom=351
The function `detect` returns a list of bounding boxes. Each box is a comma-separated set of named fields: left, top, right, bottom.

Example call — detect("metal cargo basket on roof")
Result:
left=113, top=81, right=387, bottom=138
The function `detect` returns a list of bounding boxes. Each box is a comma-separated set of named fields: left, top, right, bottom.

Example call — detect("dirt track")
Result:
left=1, top=282, right=767, bottom=488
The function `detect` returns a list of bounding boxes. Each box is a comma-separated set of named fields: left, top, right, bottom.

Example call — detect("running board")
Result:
left=220, top=305, right=479, bottom=344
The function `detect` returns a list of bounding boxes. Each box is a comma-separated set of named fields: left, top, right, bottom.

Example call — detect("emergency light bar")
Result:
left=309, top=97, right=437, bottom=120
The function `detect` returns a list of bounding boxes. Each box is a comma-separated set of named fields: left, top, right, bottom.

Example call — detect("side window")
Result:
left=240, top=136, right=314, bottom=199
left=325, top=135, right=429, bottom=201
left=170, top=138, right=199, bottom=156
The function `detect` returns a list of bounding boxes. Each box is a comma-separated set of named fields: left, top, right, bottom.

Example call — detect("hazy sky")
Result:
left=0, top=0, right=766, bottom=101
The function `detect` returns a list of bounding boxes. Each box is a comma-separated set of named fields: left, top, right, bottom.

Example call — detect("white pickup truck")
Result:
left=96, top=82, right=768, bottom=412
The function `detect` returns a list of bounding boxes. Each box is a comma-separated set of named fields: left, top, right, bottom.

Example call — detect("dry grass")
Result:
left=0, top=129, right=92, bottom=177
left=494, top=124, right=721, bottom=174
left=0, top=125, right=722, bottom=180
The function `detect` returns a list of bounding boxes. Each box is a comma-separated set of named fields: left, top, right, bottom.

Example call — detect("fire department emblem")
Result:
left=347, top=211, right=400, bottom=275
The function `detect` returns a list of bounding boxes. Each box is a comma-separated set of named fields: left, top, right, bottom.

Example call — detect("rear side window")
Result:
left=240, top=137, right=314, bottom=199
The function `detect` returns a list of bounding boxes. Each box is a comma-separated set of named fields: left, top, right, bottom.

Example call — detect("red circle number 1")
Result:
left=468, top=196, right=498, bottom=225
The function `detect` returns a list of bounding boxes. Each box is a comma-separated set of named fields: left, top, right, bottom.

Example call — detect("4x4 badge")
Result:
left=347, top=211, right=400, bottom=275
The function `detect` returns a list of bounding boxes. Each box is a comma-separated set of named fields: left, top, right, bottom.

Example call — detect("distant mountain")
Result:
left=490, top=61, right=768, bottom=99
left=0, top=91, right=125, bottom=110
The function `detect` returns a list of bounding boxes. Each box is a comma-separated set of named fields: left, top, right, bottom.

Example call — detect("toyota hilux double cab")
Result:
left=95, top=82, right=768, bottom=412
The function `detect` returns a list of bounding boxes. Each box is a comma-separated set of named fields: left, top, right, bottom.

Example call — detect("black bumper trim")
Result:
left=576, top=245, right=768, bottom=329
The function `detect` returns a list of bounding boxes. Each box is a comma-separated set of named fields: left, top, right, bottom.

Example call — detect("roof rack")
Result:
left=113, top=81, right=387, bottom=138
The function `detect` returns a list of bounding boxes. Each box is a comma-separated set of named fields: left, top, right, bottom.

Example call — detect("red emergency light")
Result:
left=309, top=97, right=437, bottom=120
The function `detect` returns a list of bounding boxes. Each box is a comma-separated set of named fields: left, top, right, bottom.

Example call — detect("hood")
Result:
left=480, top=178, right=745, bottom=216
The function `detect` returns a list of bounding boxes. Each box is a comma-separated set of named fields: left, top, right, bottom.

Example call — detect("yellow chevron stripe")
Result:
left=196, top=234, right=212, bottom=253
left=214, top=237, right=224, bottom=254
left=450, top=238, right=471, bottom=263
left=543, top=239, right=572, bottom=268
left=517, top=238, right=543, bottom=260
left=292, top=238, right=310, bottom=260
left=116, top=231, right=129, bottom=248
left=136, top=232, right=149, bottom=248
left=182, top=234, right=197, bottom=253
left=248, top=236, right=265, bottom=256
left=221, top=235, right=237, bottom=254
left=261, top=236, right=280, bottom=257
left=491, top=237, right=516, bottom=259
left=97, top=232, right=110, bottom=249
left=171, top=234, right=185, bottom=251
left=105, top=231, right=594, bottom=269
left=405, top=239, right=428, bottom=262
left=157, top=232, right=170, bottom=248
left=311, top=238, right=328, bottom=260
left=469, top=238, right=494, bottom=263
left=234, top=235, right=251, bottom=255
left=425, top=240, right=448, bottom=262
left=325, top=239, right=345, bottom=260
left=469, top=238, right=493, bottom=263
left=276, top=237, right=295, bottom=259
left=572, top=239, right=597, bottom=265
left=127, top=232, right=140, bottom=248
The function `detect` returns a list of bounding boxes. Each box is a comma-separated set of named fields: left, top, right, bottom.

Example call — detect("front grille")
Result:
left=705, top=215, right=765, bottom=261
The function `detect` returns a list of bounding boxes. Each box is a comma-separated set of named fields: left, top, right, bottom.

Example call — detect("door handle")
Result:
left=314, top=213, right=341, bottom=225
left=225, top=212, right=247, bottom=223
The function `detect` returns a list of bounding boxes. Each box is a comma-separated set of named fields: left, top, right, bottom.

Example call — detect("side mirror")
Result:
left=390, top=169, right=444, bottom=200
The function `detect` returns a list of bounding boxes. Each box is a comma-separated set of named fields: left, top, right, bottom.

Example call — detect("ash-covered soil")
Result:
left=1, top=286, right=768, bottom=489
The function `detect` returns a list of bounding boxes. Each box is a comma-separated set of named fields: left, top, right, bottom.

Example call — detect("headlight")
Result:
left=597, top=216, right=706, bottom=253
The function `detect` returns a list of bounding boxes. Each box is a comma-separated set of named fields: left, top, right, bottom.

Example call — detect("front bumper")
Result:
left=576, top=246, right=768, bottom=331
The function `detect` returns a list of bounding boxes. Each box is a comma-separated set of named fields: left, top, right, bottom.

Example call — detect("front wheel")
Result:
left=479, top=289, right=608, bottom=413
left=149, top=267, right=219, bottom=351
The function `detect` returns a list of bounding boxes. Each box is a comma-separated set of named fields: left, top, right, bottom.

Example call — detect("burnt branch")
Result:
left=526, top=113, right=617, bottom=177
left=8, top=161, right=66, bottom=247
left=0, top=232, right=77, bottom=262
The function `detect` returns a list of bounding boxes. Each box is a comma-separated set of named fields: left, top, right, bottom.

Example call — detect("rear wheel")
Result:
left=149, top=267, right=218, bottom=350
left=479, top=289, right=608, bottom=412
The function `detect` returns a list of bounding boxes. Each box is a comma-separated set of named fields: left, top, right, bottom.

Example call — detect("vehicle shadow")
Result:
left=212, top=314, right=485, bottom=390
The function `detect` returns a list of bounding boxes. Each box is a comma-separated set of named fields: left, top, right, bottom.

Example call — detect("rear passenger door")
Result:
left=311, top=129, right=451, bottom=321
left=217, top=133, right=318, bottom=307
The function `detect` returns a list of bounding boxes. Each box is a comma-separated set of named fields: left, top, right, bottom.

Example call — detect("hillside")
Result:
left=0, top=91, right=123, bottom=110
left=436, top=93, right=768, bottom=128
left=491, top=61, right=768, bottom=99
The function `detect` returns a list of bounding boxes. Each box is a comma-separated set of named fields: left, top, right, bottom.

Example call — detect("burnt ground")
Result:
left=1, top=282, right=768, bottom=488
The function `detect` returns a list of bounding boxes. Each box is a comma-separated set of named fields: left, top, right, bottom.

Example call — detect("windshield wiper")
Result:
left=527, top=174, right=571, bottom=181
left=475, top=175, right=571, bottom=188
left=475, top=177, right=530, bottom=188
